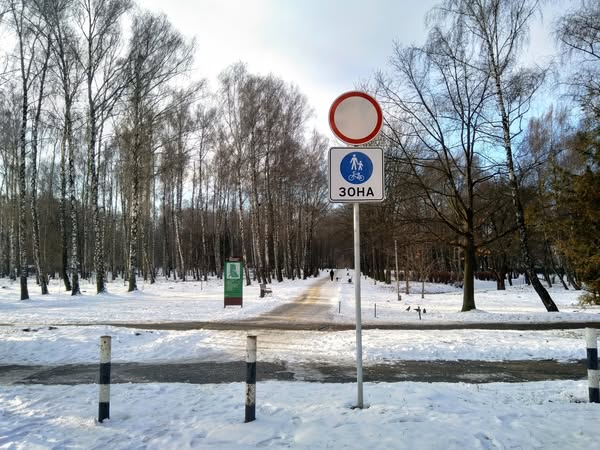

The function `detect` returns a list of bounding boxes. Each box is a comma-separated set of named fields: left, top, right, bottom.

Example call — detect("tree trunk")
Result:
left=250, top=204, right=264, bottom=283
left=141, top=218, right=154, bottom=284
left=237, top=176, right=251, bottom=286
left=67, top=107, right=81, bottom=296
left=285, top=205, right=294, bottom=280
left=274, top=227, right=283, bottom=282
left=461, top=236, right=476, bottom=311
left=495, top=264, right=507, bottom=290
left=128, top=169, right=139, bottom=292
left=9, top=216, right=16, bottom=281
left=59, top=134, right=71, bottom=291
left=174, top=169, right=185, bottom=281
left=249, top=157, right=265, bottom=284
left=30, top=46, right=50, bottom=295
left=405, top=246, right=410, bottom=295
left=212, top=179, right=222, bottom=279
left=18, top=79, right=29, bottom=300
left=200, top=191, right=209, bottom=281
left=88, top=89, right=105, bottom=293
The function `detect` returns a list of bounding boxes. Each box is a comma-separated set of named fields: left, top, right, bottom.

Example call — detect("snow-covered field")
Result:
left=1, top=272, right=599, bottom=449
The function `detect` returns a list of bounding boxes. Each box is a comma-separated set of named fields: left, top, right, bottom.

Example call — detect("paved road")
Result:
left=0, top=359, right=587, bottom=386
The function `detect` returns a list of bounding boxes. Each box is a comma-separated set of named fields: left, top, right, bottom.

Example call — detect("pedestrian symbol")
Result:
left=340, top=152, right=373, bottom=184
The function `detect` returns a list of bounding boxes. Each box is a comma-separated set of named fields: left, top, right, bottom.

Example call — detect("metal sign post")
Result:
left=353, top=202, right=363, bottom=408
left=329, top=91, right=385, bottom=409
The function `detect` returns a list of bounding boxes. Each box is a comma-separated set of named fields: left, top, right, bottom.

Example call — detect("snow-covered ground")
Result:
left=3, top=380, right=598, bottom=449
left=1, top=272, right=599, bottom=449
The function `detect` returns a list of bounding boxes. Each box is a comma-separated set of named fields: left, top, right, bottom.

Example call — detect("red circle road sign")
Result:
left=329, top=91, right=383, bottom=145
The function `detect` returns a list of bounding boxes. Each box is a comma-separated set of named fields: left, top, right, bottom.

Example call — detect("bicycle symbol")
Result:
left=348, top=171, right=364, bottom=182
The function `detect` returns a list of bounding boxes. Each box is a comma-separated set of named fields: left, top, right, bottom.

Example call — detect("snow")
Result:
left=1, top=272, right=599, bottom=449
left=2, top=381, right=598, bottom=449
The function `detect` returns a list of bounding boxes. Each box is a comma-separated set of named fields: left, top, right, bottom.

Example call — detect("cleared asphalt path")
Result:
left=0, top=359, right=588, bottom=386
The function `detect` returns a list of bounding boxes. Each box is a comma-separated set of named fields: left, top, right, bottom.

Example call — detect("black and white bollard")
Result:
left=245, top=335, right=257, bottom=423
left=585, top=328, right=599, bottom=403
left=98, top=336, right=112, bottom=422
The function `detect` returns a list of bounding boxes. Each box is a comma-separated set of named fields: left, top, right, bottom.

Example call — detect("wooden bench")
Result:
left=259, top=283, right=272, bottom=297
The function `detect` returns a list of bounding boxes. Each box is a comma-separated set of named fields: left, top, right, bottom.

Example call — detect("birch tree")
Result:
left=29, top=24, right=51, bottom=295
left=122, top=11, right=194, bottom=292
left=6, top=0, right=49, bottom=299
left=75, top=0, right=132, bottom=293
left=436, top=0, right=559, bottom=311
left=45, top=0, right=85, bottom=295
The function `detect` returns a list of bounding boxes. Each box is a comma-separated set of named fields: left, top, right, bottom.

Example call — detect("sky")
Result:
left=135, top=0, right=565, bottom=140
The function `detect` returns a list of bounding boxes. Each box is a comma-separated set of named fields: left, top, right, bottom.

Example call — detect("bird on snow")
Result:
left=423, top=308, right=426, bottom=314
left=405, top=306, right=411, bottom=311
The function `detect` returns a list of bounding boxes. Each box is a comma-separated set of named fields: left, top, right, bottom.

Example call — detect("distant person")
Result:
left=330, top=269, right=334, bottom=281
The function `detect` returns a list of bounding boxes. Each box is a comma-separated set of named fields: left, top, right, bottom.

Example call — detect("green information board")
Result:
left=224, top=259, right=243, bottom=307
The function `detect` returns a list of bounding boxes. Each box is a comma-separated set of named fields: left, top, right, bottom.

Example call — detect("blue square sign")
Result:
left=328, top=147, right=384, bottom=203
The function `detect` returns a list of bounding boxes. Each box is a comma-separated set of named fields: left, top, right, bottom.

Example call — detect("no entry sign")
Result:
left=329, top=91, right=383, bottom=145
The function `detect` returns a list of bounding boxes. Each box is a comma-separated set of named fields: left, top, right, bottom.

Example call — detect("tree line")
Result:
left=0, top=0, right=329, bottom=300
left=0, top=0, right=598, bottom=310
left=364, top=0, right=599, bottom=310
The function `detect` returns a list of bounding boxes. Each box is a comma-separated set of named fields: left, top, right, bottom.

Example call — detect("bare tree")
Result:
left=121, top=11, right=194, bottom=292
left=376, top=20, right=498, bottom=311
left=75, top=0, right=132, bottom=293
left=191, top=101, right=216, bottom=281
left=29, top=22, right=52, bottom=295
left=555, top=0, right=600, bottom=117
left=0, top=88, right=20, bottom=282
left=159, top=87, right=202, bottom=281
left=5, top=0, right=50, bottom=299
left=299, top=131, right=328, bottom=279
left=436, top=0, right=559, bottom=311
left=44, top=0, right=85, bottom=295
left=218, top=63, right=253, bottom=285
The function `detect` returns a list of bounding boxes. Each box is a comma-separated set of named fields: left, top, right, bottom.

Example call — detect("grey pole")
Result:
left=395, top=239, right=401, bottom=301
left=354, top=202, right=363, bottom=409
left=98, top=336, right=111, bottom=423
left=585, top=328, right=599, bottom=403
left=245, top=335, right=257, bottom=422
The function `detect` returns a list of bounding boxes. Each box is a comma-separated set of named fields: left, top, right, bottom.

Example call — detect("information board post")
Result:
left=224, top=258, right=243, bottom=307
left=329, top=91, right=384, bottom=410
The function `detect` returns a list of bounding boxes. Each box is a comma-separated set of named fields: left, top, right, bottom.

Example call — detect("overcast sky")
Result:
left=137, top=0, right=563, bottom=139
